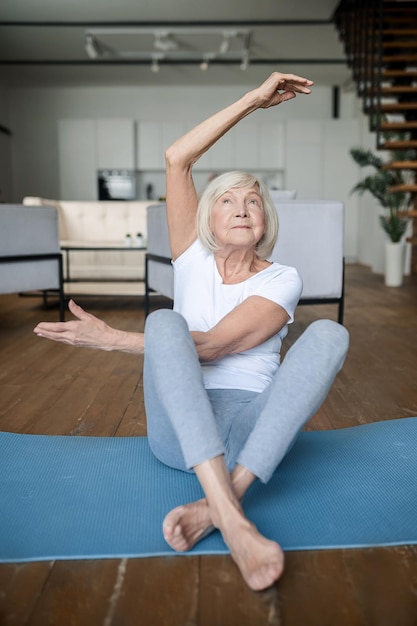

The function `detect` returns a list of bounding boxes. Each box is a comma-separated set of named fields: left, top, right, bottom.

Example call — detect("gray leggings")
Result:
left=144, top=310, right=349, bottom=483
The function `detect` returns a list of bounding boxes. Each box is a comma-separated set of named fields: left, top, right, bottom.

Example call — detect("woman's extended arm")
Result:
left=33, top=299, right=144, bottom=354
left=165, top=71, right=313, bottom=260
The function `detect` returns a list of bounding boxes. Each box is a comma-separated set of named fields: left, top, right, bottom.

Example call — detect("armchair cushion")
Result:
left=0, top=204, right=65, bottom=319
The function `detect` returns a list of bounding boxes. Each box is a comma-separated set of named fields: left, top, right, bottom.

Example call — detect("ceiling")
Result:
left=0, top=0, right=352, bottom=89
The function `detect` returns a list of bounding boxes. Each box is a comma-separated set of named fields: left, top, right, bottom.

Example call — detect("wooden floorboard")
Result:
left=0, top=264, right=417, bottom=625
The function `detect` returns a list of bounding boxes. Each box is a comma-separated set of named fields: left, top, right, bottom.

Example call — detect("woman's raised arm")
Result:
left=164, top=71, right=313, bottom=260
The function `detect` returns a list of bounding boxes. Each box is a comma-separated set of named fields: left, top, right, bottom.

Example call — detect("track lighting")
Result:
left=240, top=53, right=249, bottom=71
left=85, top=32, right=115, bottom=59
left=151, top=56, right=160, bottom=73
left=154, top=31, right=178, bottom=52
left=219, top=33, right=230, bottom=55
left=83, top=27, right=252, bottom=69
left=200, top=56, right=209, bottom=71
left=200, top=53, right=216, bottom=71
left=85, top=34, right=101, bottom=59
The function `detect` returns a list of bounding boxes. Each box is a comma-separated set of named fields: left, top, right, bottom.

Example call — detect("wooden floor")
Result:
left=1, top=264, right=417, bottom=626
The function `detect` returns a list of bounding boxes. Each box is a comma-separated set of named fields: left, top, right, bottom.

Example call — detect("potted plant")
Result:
left=350, top=140, right=416, bottom=286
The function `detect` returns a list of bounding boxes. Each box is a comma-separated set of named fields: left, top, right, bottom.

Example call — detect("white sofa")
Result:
left=23, top=197, right=160, bottom=296
left=0, top=204, right=65, bottom=319
left=145, top=201, right=345, bottom=323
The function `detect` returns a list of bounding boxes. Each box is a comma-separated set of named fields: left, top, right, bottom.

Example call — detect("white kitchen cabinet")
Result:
left=285, top=120, right=323, bottom=199
left=137, top=121, right=186, bottom=170
left=323, top=119, right=360, bottom=261
left=233, top=125, right=259, bottom=170
left=285, top=118, right=360, bottom=261
left=59, top=120, right=96, bottom=200
left=161, top=122, right=186, bottom=155
left=59, top=119, right=136, bottom=200
left=137, top=122, right=162, bottom=169
left=96, top=119, right=136, bottom=169
left=137, top=120, right=285, bottom=174
left=258, top=122, right=285, bottom=169
left=231, top=122, right=285, bottom=170
left=204, top=132, right=234, bottom=171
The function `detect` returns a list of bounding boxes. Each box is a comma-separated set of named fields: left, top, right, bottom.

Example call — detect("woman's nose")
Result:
left=235, top=203, right=248, bottom=217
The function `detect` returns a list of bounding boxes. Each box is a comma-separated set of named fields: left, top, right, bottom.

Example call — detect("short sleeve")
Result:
left=250, top=264, right=303, bottom=323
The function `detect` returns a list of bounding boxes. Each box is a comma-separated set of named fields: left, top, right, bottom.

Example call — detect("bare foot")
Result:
left=163, top=498, right=284, bottom=590
left=223, top=520, right=284, bottom=591
left=162, top=498, right=214, bottom=552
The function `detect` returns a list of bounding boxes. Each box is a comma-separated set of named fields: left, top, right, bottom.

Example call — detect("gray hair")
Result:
left=196, top=171, right=278, bottom=260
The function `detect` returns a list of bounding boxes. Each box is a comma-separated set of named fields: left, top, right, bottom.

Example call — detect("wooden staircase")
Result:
left=334, top=0, right=417, bottom=273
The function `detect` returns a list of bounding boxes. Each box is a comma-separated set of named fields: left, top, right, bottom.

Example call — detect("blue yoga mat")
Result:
left=1, top=418, right=416, bottom=563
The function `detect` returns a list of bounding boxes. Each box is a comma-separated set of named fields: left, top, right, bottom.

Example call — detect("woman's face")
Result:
left=210, top=186, right=265, bottom=252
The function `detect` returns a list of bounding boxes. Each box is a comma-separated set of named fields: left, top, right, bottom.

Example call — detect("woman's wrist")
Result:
left=111, top=329, right=145, bottom=354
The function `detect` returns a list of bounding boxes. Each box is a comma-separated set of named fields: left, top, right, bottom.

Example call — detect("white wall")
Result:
left=5, top=82, right=390, bottom=271
left=8, top=84, right=333, bottom=202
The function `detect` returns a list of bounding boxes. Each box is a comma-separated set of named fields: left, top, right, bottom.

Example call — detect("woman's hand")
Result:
left=253, top=71, right=314, bottom=109
left=33, top=299, right=144, bottom=354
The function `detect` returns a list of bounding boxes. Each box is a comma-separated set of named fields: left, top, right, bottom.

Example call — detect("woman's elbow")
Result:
left=164, top=143, right=175, bottom=163
left=165, top=144, right=195, bottom=173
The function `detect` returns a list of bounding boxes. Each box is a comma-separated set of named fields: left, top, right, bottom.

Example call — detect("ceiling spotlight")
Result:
left=219, top=33, right=231, bottom=55
left=151, top=56, right=160, bottom=73
left=85, top=34, right=101, bottom=59
left=154, top=31, right=178, bottom=52
left=85, top=32, right=115, bottom=59
left=240, top=53, right=249, bottom=71
left=200, top=58, right=209, bottom=71
left=200, top=53, right=215, bottom=71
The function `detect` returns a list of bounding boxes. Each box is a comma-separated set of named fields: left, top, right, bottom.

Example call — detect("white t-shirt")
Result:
left=173, top=239, right=302, bottom=392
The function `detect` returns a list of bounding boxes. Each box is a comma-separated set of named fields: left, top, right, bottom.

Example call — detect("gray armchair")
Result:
left=144, top=201, right=345, bottom=324
left=0, top=204, right=65, bottom=320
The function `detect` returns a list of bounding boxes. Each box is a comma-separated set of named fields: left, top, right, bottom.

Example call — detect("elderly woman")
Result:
left=34, top=72, right=349, bottom=591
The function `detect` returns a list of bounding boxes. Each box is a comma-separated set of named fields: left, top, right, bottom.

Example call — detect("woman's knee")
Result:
left=309, top=318, right=349, bottom=343
left=307, top=319, right=349, bottom=360
left=145, top=308, right=182, bottom=332
left=145, top=309, right=188, bottom=345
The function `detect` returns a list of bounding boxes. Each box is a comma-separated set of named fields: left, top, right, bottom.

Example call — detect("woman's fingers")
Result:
left=34, top=320, right=77, bottom=341
left=256, top=71, right=313, bottom=108
left=274, top=74, right=314, bottom=94
left=68, top=299, right=94, bottom=321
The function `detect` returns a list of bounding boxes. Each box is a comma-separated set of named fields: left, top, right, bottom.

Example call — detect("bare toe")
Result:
left=162, top=499, right=214, bottom=552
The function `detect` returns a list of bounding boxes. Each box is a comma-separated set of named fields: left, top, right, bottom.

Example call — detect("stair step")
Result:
left=382, top=161, right=417, bottom=170
left=379, top=6, right=417, bottom=13
left=366, top=87, right=417, bottom=95
left=379, top=18, right=417, bottom=24
left=399, top=210, right=417, bottom=218
left=382, top=70, right=417, bottom=78
left=354, top=55, right=417, bottom=66
left=388, top=184, right=417, bottom=192
left=355, top=70, right=417, bottom=79
left=383, top=41, right=417, bottom=48
left=382, top=55, right=417, bottom=62
left=406, top=237, right=417, bottom=245
left=380, top=122, right=417, bottom=130
left=380, top=29, right=417, bottom=35
left=380, top=140, right=417, bottom=149
left=371, top=15, right=417, bottom=23
left=368, top=103, right=417, bottom=112
left=381, top=3, right=417, bottom=10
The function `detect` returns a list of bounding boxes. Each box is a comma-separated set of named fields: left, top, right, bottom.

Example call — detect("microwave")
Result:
left=97, top=169, right=136, bottom=201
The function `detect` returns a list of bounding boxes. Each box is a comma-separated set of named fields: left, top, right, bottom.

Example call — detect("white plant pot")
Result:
left=385, top=241, right=405, bottom=287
